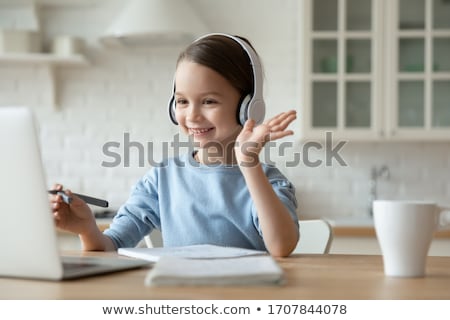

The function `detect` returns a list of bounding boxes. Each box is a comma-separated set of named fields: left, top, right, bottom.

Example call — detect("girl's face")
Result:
left=174, top=60, right=242, bottom=148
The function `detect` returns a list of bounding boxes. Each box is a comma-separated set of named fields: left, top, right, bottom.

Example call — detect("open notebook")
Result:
left=118, top=244, right=267, bottom=262
left=0, top=107, right=149, bottom=280
left=118, top=244, right=284, bottom=286
left=145, top=255, right=284, bottom=286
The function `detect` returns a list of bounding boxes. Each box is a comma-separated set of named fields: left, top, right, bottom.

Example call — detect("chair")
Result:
left=143, top=219, right=333, bottom=254
left=143, top=229, right=163, bottom=248
left=293, top=219, right=333, bottom=254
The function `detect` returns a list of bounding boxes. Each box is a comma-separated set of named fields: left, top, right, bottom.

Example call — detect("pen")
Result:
left=48, top=190, right=109, bottom=208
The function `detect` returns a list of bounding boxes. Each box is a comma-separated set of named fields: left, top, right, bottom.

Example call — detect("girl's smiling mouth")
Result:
left=189, top=127, right=214, bottom=136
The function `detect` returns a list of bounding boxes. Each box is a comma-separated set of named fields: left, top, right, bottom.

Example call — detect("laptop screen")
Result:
left=0, top=107, right=64, bottom=279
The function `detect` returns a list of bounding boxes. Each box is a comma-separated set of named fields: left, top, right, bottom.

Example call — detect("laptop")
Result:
left=0, top=107, right=149, bottom=280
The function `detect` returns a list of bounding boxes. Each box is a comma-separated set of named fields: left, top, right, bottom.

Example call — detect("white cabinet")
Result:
left=301, top=0, right=450, bottom=141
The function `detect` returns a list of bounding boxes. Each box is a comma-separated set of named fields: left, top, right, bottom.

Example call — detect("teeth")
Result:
left=190, top=128, right=211, bottom=134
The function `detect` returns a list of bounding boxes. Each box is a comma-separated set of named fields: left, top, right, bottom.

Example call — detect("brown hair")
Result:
left=176, top=34, right=258, bottom=98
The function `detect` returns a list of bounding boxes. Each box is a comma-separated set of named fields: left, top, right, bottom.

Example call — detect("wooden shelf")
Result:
left=0, top=53, right=88, bottom=108
left=0, top=52, right=88, bottom=66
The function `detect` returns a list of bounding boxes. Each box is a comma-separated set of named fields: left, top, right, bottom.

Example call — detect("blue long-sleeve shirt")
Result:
left=104, top=152, right=299, bottom=250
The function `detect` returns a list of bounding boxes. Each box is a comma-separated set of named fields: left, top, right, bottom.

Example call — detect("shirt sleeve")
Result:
left=251, top=167, right=299, bottom=236
left=104, top=168, right=161, bottom=249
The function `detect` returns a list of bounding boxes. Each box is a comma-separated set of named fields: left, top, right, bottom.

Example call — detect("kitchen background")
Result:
left=1, top=0, right=449, bottom=239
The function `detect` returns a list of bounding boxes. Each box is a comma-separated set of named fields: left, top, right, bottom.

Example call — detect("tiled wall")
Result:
left=1, top=0, right=449, bottom=220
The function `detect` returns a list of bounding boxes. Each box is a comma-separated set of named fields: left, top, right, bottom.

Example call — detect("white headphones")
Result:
left=168, top=33, right=265, bottom=126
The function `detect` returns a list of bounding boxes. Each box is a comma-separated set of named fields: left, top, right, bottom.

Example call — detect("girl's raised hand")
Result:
left=235, top=110, right=297, bottom=166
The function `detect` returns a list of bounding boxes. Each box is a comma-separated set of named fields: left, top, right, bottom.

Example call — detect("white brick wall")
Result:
left=1, top=0, right=449, bottom=220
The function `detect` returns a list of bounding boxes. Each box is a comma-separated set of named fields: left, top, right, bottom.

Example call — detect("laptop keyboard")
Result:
left=63, top=262, right=99, bottom=271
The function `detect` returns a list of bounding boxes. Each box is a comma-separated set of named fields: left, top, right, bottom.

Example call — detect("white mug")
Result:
left=373, top=200, right=450, bottom=277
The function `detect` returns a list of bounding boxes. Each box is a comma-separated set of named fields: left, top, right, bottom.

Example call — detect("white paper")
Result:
left=118, top=244, right=266, bottom=262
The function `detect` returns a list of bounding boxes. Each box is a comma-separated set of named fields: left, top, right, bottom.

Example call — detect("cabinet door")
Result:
left=388, top=0, right=450, bottom=140
left=302, top=0, right=383, bottom=140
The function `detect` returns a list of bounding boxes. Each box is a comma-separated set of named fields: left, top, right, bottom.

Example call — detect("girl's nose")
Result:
left=186, top=105, right=202, bottom=121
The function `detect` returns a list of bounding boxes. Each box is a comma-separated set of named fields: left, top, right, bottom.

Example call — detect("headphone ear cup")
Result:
left=247, top=99, right=265, bottom=125
left=238, top=94, right=266, bottom=126
left=238, top=94, right=252, bottom=126
left=168, top=95, right=178, bottom=125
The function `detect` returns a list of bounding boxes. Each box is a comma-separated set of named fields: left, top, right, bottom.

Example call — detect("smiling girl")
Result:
left=51, top=34, right=299, bottom=257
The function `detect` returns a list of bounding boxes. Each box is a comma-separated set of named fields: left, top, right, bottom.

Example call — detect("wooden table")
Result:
left=1, top=253, right=450, bottom=299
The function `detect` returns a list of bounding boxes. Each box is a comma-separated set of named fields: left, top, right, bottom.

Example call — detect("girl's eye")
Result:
left=176, top=98, right=188, bottom=106
left=203, top=99, right=217, bottom=105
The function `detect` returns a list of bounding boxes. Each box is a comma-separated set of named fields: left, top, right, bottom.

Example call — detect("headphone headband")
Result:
left=168, top=33, right=265, bottom=126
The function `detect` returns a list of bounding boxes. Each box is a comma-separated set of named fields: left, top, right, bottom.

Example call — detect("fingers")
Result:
left=268, top=130, right=294, bottom=141
left=270, top=111, right=296, bottom=126
left=49, top=183, right=71, bottom=214
left=51, top=183, right=63, bottom=191
left=265, top=111, right=296, bottom=130
left=265, top=110, right=296, bottom=122
left=237, top=111, right=296, bottom=151
left=263, top=111, right=296, bottom=142
left=50, top=184, right=63, bottom=201
left=243, top=118, right=256, bottom=132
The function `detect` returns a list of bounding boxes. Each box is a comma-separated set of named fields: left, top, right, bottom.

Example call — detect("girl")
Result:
left=51, top=34, right=299, bottom=257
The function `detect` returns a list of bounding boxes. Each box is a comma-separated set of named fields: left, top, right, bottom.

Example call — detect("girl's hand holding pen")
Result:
left=49, top=184, right=97, bottom=235
left=48, top=190, right=109, bottom=207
